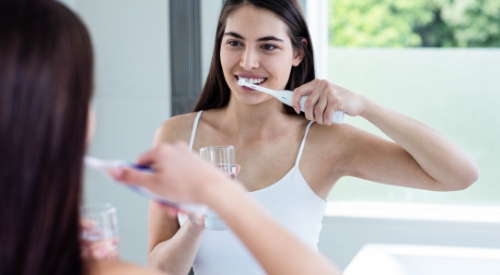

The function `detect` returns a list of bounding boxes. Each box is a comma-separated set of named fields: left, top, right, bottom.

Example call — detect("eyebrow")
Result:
left=224, top=32, right=284, bottom=42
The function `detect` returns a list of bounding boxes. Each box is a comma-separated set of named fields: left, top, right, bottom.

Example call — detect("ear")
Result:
left=292, top=38, right=307, bottom=67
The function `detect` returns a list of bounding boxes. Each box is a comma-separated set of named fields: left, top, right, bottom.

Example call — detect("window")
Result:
left=306, top=0, right=500, bottom=206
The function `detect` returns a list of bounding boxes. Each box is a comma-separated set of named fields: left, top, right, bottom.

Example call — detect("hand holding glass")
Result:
left=80, top=203, right=119, bottom=259
left=199, top=146, right=236, bottom=230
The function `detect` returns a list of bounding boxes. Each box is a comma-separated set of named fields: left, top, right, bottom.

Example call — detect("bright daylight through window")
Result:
left=322, top=0, right=500, bottom=205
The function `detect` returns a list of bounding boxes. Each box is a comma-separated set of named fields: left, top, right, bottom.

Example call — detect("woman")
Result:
left=0, top=1, right=158, bottom=274
left=0, top=2, right=340, bottom=275
left=149, top=0, right=479, bottom=274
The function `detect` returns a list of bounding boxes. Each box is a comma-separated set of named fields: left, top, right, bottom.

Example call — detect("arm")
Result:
left=293, top=79, right=479, bottom=191
left=147, top=116, right=205, bottom=275
left=148, top=202, right=204, bottom=275
left=356, top=100, right=478, bottom=190
left=112, top=143, right=341, bottom=275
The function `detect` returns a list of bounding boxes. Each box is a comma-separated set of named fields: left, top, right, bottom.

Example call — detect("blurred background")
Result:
left=58, top=0, right=500, bottom=271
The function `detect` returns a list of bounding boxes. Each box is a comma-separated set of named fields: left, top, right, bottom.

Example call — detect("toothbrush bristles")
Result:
left=237, top=78, right=248, bottom=86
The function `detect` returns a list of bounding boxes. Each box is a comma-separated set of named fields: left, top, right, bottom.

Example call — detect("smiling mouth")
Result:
left=236, top=76, right=267, bottom=85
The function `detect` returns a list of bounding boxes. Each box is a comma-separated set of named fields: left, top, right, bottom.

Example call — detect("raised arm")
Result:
left=112, top=143, right=342, bottom=275
left=354, top=100, right=478, bottom=190
left=293, top=79, right=479, bottom=191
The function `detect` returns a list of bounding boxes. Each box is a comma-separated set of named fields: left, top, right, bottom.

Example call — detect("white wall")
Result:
left=201, top=0, right=223, bottom=85
left=75, top=0, right=171, bottom=265
left=57, top=0, right=76, bottom=11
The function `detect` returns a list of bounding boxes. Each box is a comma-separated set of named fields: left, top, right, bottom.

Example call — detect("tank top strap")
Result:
left=295, top=120, right=315, bottom=166
left=189, top=111, right=204, bottom=151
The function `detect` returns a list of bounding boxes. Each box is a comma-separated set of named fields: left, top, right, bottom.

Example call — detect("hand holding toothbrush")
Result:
left=110, top=143, right=246, bottom=208
left=237, top=78, right=346, bottom=124
left=292, top=79, right=369, bottom=125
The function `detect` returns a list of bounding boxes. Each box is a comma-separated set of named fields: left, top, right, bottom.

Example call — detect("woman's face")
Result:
left=220, top=5, right=304, bottom=105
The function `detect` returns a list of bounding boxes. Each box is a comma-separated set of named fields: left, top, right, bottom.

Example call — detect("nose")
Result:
left=239, top=48, right=259, bottom=70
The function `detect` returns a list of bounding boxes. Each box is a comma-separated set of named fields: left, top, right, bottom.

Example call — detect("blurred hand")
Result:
left=80, top=218, right=119, bottom=260
left=150, top=163, right=241, bottom=229
left=292, top=79, right=369, bottom=125
left=109, top=142, right=233, bottom=205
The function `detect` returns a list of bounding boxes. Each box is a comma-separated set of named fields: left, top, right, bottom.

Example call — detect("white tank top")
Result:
left=181, top=111, right=327, bottom=275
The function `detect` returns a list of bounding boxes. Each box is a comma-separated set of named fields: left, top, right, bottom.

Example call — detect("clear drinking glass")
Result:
left=80, top=203, right=119, bottom=259
left=199, top=146, right=236, bottom=230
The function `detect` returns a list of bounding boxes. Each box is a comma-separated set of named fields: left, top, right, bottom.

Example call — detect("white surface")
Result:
left=76, top=0, right=170, bottom=265
left=201, top=0, right=223, bottom=86
left=344, top=244, right=500, bottom=275
left=325, top=202, right=500, bottom=223
left=305, top=0, right=328, bottom=79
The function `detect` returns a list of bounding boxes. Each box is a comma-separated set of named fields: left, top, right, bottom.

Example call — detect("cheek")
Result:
left=263, top=56, right=293, bottom=80
left=220, top=48, right=237, bottom=72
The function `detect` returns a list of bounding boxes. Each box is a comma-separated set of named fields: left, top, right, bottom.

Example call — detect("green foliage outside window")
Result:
left=329, top=0, right=500, bottom=47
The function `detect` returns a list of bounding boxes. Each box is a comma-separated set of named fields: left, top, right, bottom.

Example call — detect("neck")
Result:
left=219, top=95, right=294, bottom=141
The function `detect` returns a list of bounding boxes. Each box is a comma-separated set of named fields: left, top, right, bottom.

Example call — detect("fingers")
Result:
left=110, top=166, right=156, bottom=188
left=315, top=93, right=329, bottom=124
left=293, top=79, right=348, bottom=125
left=135, top=147, right=162, bottom=167
left=81, top=237, right=119, bottom=260
left=292, top=81, right=318, bottom=114
left=80, top=218, right=97, bottom=230
left=304, top=91, right=320, bottom=121
left=324, top=95, right=341, bottom=126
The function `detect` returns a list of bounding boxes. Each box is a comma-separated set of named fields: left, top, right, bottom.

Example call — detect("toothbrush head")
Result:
left=237, top=78, right=248, bottom=86
left=84, top=156, right=109, bottom=171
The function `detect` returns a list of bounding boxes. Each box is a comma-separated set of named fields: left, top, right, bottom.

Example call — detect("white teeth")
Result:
left=239, top=76, right=265, bottom=84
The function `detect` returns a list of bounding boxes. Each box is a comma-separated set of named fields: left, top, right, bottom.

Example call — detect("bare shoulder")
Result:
left=306, top=122, right=349, bottom=151
left=306, top=122, right=389, bottom=168
left=154, top=112, right=200, bottom=146
left=88, top=260, right=164, bottom=275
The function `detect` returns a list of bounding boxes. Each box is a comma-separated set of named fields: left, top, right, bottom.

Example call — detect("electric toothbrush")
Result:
left=84, top=156, right=207, bottom=215
left=237, top=78, right=345, bottom=124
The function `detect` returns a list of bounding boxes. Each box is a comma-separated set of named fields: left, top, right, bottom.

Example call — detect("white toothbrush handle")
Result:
left=276, top=91, right=345, bottom=124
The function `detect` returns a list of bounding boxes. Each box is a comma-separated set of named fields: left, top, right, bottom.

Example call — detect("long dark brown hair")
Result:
left=0, top=1, right=93, bottom=275
left=194, top=0, right=315, bottom=115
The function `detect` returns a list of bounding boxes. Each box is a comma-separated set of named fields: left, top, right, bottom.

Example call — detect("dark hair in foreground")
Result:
left=194, top=0, right=315, bottom=115
left=0, top=1, right=93, bottom=275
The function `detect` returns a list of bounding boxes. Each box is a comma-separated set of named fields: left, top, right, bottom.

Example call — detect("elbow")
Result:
left=450, top=164, right=480, bottom=191
left=462, top=161, right=480, bottom=189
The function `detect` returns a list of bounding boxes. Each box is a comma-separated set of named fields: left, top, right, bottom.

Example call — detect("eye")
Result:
left=262, top=44, right=277, bottom=51
left=227, top=40, right=242, bottom=47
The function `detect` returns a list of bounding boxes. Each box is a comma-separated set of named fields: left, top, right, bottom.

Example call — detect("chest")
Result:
left=193, top=131, right=304, bottom=192
left=234, top=141, right=302, bottom=191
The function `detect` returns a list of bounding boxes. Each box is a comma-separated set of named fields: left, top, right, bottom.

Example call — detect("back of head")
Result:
left=0, top=1, right=93, bottom=274
left=194, top=0, right=315, bottom=114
